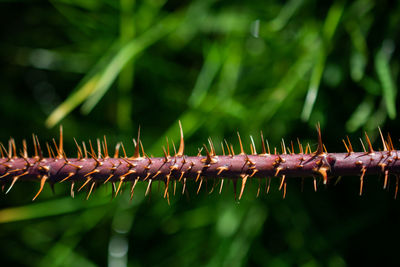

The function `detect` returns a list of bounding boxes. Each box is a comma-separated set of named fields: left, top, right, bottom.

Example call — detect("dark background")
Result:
left=0, top=0, right=400, bottom=266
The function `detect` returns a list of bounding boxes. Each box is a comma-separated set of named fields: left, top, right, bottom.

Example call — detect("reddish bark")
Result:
left=0, top=125, right=398, bottom=200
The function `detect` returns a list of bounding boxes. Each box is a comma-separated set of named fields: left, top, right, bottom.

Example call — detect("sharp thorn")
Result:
left=35, top=135, right=43, bottom=159
left=230, top=144, right=235, bottom=156
left=84, top=169, right=99, bottom=178
left=378, top=127, right=388, bottom=151
left=195, top=171, right=201, bottom=182
left=32, top=175, right=48, bottom=201
left=313, top=177, right=317, bottom=192
left=103, top=136, right=109, bottom=158
left=197, top=177, right=204, bottom=194
left=162, top=146, right=169, bottom=162
left=145, top=179, right=153, bottom=196
left=219, top=179, right=224, bottom=194
left=104, top=174, right=114, bottom=184
left=82, top=141, right=88, bottom=158
left=22, top=139, right=28, bottom=158
left=140, top=141, right=147, bottom=159
left=274, top=167, right=282, bottom=177
left=164, top=175, right=170, bottom=198
left=260, top=131, right=267, bottom=155
left=250, top=135, right=257, bottom=155
left=130, top=178, right=139, bottom=200
left=359, top=167, right=366, bottom=196
left=266, top=139, right=271, bottom=155
left=166, top=137, right=170, bottom=157
left=283, top=182, right=287, bottom=199
left=32, top=134, right=38, bottom=158
left=86, top=182, right=96, bottom=200
left=364, top=132, right=374, bottom=153
left=0, top=142, right=10, bottom=159
left=78, top=177, right=92, bottom=191
left=73, top=138, right=83, bottom=159
left=5, top=176, right=19, bottom=194
left=173, top=180, right=177, bottom=196
left=265, top=177, right=271, bottom=194
left=237, top=132, right=245, bottom=155
left=46, top=142, right=55, bottom=158
left=291, top=141, right=295, bottom=155
left=59, top=125, right=64, bottom=158
left=60, top=172, right=75, bottom=183
left=281, top=138, right=287, bottom=154
left=342, top=139, right=349, bottom=153
left=97, top=138, right=102, bottom=159
left=224, top=139, right=232, bottom=156
left=133, top=126, right=141, bottom=158
left=346, top=136, right=354, bottom=153
left=384, top=170, right=389, bottom=189
left=177, top=120, right=185, bottom=157
left=71, top=181, right=75, bottom=198
left=52, top=138, right=61, bottom=158
left=359, top=138, right=366, bottom=153
left=114, top=143, right=120, bottom=158
left=182, top=178, right=187, bottom=195
left=317, top=167, right=329, bottom=184
left=115, top=178, right=125, bottom=196
left=120, top=142, right=127, bottom=158
left=387, top=133, right=395, bottom=151
left=239, top=174, right=248, bottom=200
left=295, top=139, right=303, bottom=155
left=315, top=123, right=324, bottom=155
left=279, top=175, right=286, bottom=191
left=208, top=137, right=216, bottom=156
left=203, top=144, right=212, bottom=164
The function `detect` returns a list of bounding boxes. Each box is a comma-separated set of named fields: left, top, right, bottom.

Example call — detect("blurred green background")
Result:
left=1, top=0, right=400, bottom=266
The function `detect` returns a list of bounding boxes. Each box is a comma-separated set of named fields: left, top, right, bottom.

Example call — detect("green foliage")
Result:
left=0, top=0, right=400, bottom=266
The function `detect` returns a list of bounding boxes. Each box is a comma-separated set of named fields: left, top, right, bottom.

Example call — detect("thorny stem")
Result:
left=0, top=124, right=399, bottom=201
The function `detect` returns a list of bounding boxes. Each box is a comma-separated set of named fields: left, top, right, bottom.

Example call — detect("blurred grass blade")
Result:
left=301, top=50, right=326, bottom=121
left=45, top=13, right=183, bottom=128
left=44, top=43, right=122, bottom=128
left=117, top=0, right=136, bottom=132
left=375, top=45, right=397, bottom=119
left=345, top=19, right=368, bottom=82
left=216, top=41, right=242, bottom=100
left=38, top=207, right=110, bottom=267
left=366, top=99, right=388, bottom=131
left=81, top=13, right=183, bottom=114
left=345, top=96, right=374, bottom=132
left=268, top=0, right=304, bottom=32
left=322, top=1, right=344, bottom=42
left=45, top=74, right=100, bottom=128
left=301, top=1, right=344, bottom=121
left=350, top=50, right=367, bottom=82
left=256, top=52, right=314, bottom=125
left=188, top=44, right=222, bottom=107
left=0, top=197, right=109, bottom=223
